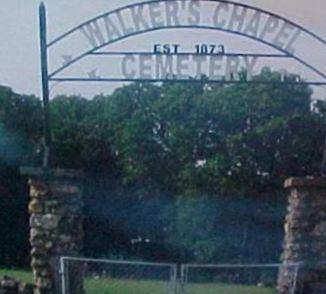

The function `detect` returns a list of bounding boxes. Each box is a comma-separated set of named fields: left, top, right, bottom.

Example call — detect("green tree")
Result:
left=0, top=86, right=42, bottom=266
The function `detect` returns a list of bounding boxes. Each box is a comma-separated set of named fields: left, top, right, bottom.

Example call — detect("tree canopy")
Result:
left=0, top=69, right=325, bottom=266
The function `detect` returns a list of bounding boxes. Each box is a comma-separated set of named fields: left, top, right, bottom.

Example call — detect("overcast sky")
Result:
left=0, top=0, right=325, bottom=99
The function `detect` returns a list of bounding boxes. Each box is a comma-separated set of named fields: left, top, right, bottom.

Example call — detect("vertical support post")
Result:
left=60, top=258, right=66, bottom=294
left=20, top=167, right=84, bottom=294
left=39, top=2, right=52, bottom=167
left=321, top=136, right=326, bottom=176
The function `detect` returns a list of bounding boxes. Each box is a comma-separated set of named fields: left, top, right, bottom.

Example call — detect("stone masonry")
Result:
left=20, top=168, right=84, bottom=294
left=0, top=276, right=34, bottom=294
left=278, top=177, right=326, bottom=294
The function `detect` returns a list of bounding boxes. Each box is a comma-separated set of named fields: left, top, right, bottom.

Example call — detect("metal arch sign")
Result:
left=38, top=0, right=326, bottom=167
left=40, top=0, right=326, bottom=86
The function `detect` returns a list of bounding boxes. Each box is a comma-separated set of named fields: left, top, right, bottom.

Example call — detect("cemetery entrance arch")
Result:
left=31, top=1, right=326, bottom=293
left=39, top=0, right=326, bottom=163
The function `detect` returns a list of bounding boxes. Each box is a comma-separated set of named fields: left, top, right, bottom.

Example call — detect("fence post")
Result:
left=180, top=264, right=186, bottom=294
left=59, top=258, right=66, bottom=294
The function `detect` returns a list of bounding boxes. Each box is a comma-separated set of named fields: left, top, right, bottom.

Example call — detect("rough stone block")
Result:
left=28, top=199, right=43, bottom=214
left=278, top=177, right=326, bottom=293
left=35, top=277, right=52, bottom=290
left=22, top=167, right=84, bottom=294
left=0, top=277, right=18, bottom=290
left=18, top=283, right=34, bottom=294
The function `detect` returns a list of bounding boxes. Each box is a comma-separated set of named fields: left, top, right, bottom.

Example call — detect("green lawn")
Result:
left=85, top=278, right=171, bottom=294
left=0, top=269, right=276, bottom=294
left=182, top=283, right=276, bottom=294
left=85, top=278, right=276, bottom=294
left=0, top=269, right=33, bottom=284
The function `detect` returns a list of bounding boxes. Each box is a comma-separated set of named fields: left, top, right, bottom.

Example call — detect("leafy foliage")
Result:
left=0, top=69, right=325, bottom=266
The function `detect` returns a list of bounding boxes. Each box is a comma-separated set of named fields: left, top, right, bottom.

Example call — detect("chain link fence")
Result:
left=59, top=257, right=177, bottom=294
left=59, top=258, right=326, bottom=294
left=180, top=263, right=300, bottom=294
left=293, top=261, right=326, bottom=293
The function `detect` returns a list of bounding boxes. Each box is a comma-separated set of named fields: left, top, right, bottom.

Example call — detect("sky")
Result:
left=0, top=0, right=325, bottom=99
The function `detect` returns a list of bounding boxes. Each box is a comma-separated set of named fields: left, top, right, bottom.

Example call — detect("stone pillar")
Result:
left=20, top=168, right=84, bottom=294
left=278, top=177, right=326, bottom=294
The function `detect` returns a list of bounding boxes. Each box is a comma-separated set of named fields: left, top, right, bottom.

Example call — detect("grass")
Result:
left=182, top=283, right=276, bottom=294
left=85, top=278, right=170, bottom=294
left=0, top=269, right=33, bottom=284
left=0, top=269, right=276, bottom=293
left=85, top=278, right=276, bottom=294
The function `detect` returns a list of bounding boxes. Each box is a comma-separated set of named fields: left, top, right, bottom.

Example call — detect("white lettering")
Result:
left=165, top=2, right=180, bottom=26
left=285, top=29, right=301, bottom=54
left=103, top=15, right=121, bottom=42
left=243, top=11, right=262, bottom=37
left=273, top=22, right=296, bottom=50
left=193, top=56, right=207, bottom=78
left=122, top=55, right=136, bottom=79
left=213, top=3, right=230, bottom=29
left=119, top=55, right=261, bottom=81
left=130, top=4, right=150, bottom=31
left=177, top=55, right=190, bottom=79
left=149, top=3, right=165, bottom=28
left=226, top=57, right=240, bottom=81
left=155, top=55, right=174, bottom=78
left=260, top=16, right=279, bottom=40
left=209, top=56, right=223, bottom=80
left=139, top=55, right=153, bottom=79
left=243, top=57, right=258, bottom=80
left=188, top=1, right=201, bottom=25
left=116, top=11, right=134, bottom=35
left=81, top=20, right=105, bottom=47
left=228, top=6, right=247, bottom=31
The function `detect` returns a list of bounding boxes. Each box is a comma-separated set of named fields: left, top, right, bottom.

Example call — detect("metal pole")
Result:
left=60, top=257, right=66, bottom=294
left=39, top=2, right=52, bottom=167
left=321, top=134, right=326, bottom=176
